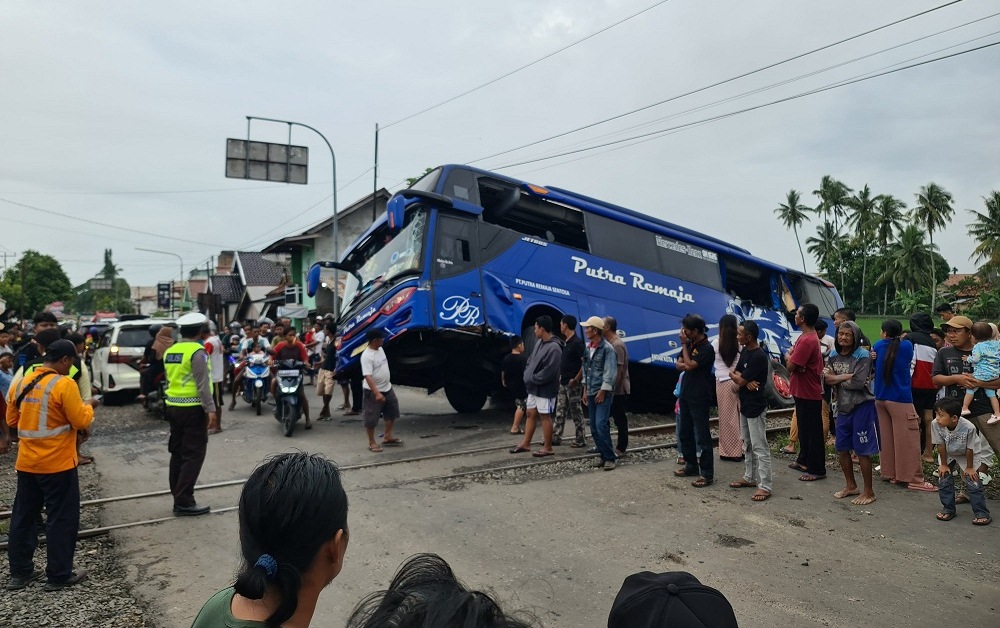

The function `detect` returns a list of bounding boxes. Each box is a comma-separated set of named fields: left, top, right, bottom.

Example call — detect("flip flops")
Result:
left=382, top=438, right=402, bottom=446
left=532, top=450, right=554, bottom=458
left=509, top=446, right=531, bottom=454
left=936, top=512, right=955, bottom=521
left=907, top=481, right=938, bottom=493
left=368, top=444, right=383, bottom=453
left=798, top=473, right=826, bottom=482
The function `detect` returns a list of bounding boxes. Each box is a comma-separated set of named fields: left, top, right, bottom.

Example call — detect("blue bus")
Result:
left=307, top=164, right=842, bottom=413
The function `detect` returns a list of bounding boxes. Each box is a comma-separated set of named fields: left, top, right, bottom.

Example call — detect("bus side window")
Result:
left=435, top=214, right=478, bottom=278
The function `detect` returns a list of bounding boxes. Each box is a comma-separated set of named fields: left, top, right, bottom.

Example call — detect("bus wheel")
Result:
left=766, top=362, right=795, bottom=409
left=445, top=384, right=488, bottom=414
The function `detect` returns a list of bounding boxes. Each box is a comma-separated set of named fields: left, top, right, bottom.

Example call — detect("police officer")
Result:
left=163, top=312, right=215, bottom=516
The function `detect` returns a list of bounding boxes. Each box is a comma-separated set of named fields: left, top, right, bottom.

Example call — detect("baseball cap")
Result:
left=608, top=571, right=738, bottom=628
left=581, top=315, right=606, bottom=330
left=941, top=315, right=973, bottom=330
left=366, top=328, right=386, bottom=341
left=44, top=339, right=79, bottom=362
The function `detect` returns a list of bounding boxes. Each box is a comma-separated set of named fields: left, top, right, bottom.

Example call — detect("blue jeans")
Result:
left=587, top=393, right=616, bottom=462
left=939, top=461, right=991, bottom=519
left=678, top=397, right=713, bottom=480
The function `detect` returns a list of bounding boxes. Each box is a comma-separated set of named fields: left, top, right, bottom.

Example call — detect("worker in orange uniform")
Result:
left=5, top=340, right=98, bottom=592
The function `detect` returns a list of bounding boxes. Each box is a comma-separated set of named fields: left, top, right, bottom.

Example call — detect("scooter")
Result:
left=242, top=353, right=271, bottom=416
left=273, top=359, right=306, bottom=437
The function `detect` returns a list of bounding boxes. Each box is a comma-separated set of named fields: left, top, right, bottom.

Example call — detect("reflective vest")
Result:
left=24, top=361, right=79, bottom=380
left=163, top=341, right=208, bottom=407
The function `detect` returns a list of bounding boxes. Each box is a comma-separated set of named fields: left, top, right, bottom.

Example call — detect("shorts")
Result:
left=835, top=400, right=880, bottom=457
left=911, top=388, right=937, bottom=414
left=526, top=394, right=556, bottom=415
left=965, top=387, right=997, bottom=398
left=362, top=388, right=400, bottom=428
left=316, top=369, right=335, bottom=395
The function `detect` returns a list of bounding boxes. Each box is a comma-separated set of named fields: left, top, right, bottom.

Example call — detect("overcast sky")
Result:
left=3, top=0, right=998, bottom=291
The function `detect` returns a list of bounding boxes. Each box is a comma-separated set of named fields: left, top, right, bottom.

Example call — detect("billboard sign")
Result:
left=225, top=138, right=308, bottom=184
left=157, top=282, right=171, bottom=309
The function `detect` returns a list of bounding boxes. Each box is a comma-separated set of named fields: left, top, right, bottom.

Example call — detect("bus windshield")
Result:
left=342, top=208, right=427, bottom=307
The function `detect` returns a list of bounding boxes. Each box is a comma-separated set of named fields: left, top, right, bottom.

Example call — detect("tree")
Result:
left=912, top=182, right=955, bottom=310
left=872, top=194, right=906, bottom=314
left=805, top=222, right=847, bottom=275
left=74, top=249, right=134, bottom=314
left=846, top=184, right=878, bottom=312
left=876, top=225, right=936, bottom=293
left=405, top=167, right=435, bottom=187
left=967, top=190, right=1000, bottom=274
left=812, top=176, right=853, bottom=296
left=774, top=189, right=811, bottom=272
left=0, top=250, right=74, bottom=320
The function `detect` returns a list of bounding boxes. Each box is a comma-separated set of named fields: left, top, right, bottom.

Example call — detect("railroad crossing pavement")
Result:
left=91, top=388, right=998, bottom=627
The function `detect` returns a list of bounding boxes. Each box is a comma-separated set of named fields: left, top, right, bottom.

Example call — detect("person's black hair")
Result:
left=345, top=553, right=537, bottom=628
left=283, top=326, right=297, bottom=336
left=325, top=321, right=336, bottom=335
left=930, top=328, right=945, bottom=339
left=34, top=328, right=62, bottom=350
left=603, top=316, right=618, bottom=333
left=535, top=315, right=553, bottom=334
left=933, top=396, right=963, bottom=418
left=179, top=324, right=204, bottom=339
left=971, top=321, right=993, bottom=343
left=799, top=303, right=820, bottom=327
left=834, top=307, right=856, bottom=321
left=934, top=302, right=954, bottom=313
left=880, top=319, right=903, bottom=383
left=717, top=314, right=739, bottom=366
left=509, top=335, right=523, bottom=350
left=560, top=314, right=577, bottom=330
left=66, top=332, right=85, bottom=346
left=233, top=453, right=349, bottom=628
left=681, top=313, right=707, bottom=335
left=33, top=311, right=58, bottom=325
left=740, top=319, right=759, bottom=342
left=815, top=319, right=828, bottom=333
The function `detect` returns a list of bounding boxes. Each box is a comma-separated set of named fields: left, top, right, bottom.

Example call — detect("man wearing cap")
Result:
left=361, top=328, right=401, bottom=452
left=604, top=316, right=631, bottom=456
left=5, top=339, right=98, bottom=591
left=581, top=315, right=619, bottom=470
left=163, top=313, right=215, bottom=516
left=933, top=315, right=1000, bottom=458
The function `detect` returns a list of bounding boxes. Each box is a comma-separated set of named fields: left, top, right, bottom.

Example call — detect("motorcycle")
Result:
left=273, top=359, right=306, bottom=437
left=242, top=353, right=271, bottom=416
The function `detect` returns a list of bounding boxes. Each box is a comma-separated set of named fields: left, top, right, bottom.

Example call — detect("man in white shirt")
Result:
left=361, top=328, right=400, bottom=453
left=203, top=323, right=225, bottom=434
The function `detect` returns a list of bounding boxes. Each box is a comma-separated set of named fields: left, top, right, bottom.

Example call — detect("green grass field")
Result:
left=853, top=315, right=948, bottom=343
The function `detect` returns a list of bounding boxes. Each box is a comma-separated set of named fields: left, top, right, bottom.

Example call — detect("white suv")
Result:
left=91, top=318, right=175, bottom=402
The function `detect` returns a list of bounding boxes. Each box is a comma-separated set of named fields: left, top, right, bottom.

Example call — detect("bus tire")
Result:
left=766, top=362, right=795, bottom=409
left=445, top=384, right=488, bottom=414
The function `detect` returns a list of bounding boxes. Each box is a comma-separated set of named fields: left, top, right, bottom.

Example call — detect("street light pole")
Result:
left=246, top=116, right=340, bottom=319
left=136, top=248, right=183, bottom=317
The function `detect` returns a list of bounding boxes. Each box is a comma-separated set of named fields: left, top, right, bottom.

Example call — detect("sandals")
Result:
left=368, top=444, right=383, bottom=453
left=382, top=438, right=403, bottom=446
left=780, top=446, right=796, bottom=454
left=729, top=479, right=757, bottom=488
left=751, top=490, right=771, bottom=501
left=674, top=469, right=697, bottom=477
left=788, top=462, right=808, bottom=472
left=798, top=473, right=826, bottom=482
left=972, top=516, right=992, bottom=526
left=936, top=512, right=955, bottom=521
left=907, top=481, right=938, bottom=493
left=691, top=477, right=714, bottom=488
left=509, top=446, right=531, bottom=454
left=532, top=450, right=554, bottom=458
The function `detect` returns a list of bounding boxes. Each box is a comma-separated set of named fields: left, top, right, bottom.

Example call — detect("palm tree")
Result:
left=805, top=222, right=846, bottom=275
left=846, top=184, right=878, bottom=312
left=872, top=194, right=906, bottom=313
left=877, top=225, right=936, bottom=294
left=968, top=190, right=1000, bottom=274
left=774, top=189, right=811, bottom=272
left=912, top=182, right=955, bottom=310
left=812, top=176, right=853, bottom=294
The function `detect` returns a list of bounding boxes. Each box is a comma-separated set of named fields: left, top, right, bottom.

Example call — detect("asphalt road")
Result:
left=86, top=387, right=998, bottom=627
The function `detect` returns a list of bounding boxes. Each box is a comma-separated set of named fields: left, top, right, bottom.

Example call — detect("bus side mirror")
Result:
left=387, top=195, right=406, bottom=232
left=306, top=263, right=323, bottom=297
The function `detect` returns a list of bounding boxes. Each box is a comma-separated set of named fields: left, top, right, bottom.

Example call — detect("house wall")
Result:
left=309, top=198, right=386, bottom=314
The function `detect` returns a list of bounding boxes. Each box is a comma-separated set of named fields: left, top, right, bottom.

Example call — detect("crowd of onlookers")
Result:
left=499, top=303, right=995, bottom=526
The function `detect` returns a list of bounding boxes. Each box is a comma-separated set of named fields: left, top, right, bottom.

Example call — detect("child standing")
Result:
left=932, top=398, right=992, bottom=526
left=501, top=336, right=528, bottom=434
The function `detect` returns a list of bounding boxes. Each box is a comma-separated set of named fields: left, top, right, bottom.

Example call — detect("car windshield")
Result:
left=341, top=208, right=427, bottom=307
left=116, top=327, right=152, bottom=348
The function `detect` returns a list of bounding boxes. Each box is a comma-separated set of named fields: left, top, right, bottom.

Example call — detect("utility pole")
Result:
left=373, top=122, right=379, bottom=222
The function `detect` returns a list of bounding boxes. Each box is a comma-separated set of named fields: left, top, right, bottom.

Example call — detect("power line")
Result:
left=498, top=17, right=1000, bottom=170
left=466, top=0, right=968, bottom=165
left=381, top=0, right=674, bottom=129
left=490, top=39, right=1000, bottom=170
left=0, top=198, right=226, bottom=248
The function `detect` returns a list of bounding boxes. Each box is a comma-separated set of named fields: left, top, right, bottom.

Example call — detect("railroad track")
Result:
left=0, top=409, right=793, bottom=549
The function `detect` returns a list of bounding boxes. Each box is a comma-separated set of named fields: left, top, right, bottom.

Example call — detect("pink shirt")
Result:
left=788, top=331, right=823, bottom=400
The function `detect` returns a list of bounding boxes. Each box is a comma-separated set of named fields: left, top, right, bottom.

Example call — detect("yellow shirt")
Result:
left=6, top=366, right=94, bottom=474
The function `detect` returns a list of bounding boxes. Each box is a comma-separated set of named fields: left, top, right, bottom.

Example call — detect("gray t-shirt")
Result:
left=931, top=417, right=986, bottom=466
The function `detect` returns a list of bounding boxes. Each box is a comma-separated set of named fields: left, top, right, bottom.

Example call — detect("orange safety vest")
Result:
left=5, top=366, right=94, bottom=474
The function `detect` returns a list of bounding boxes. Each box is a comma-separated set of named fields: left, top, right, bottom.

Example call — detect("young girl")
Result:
left=963, top=321, right=1000, bottom=423
left=192, top=453, right=350, bottom=627
left=931, top=398, right=992, bottom=526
